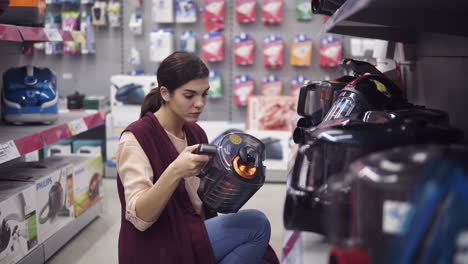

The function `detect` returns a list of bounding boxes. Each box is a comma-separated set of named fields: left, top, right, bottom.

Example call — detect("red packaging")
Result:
left=234, top=33, right=255, bottom=65
left=263, top=35, right=284, bottom=68
left=236, top=0, right=256, bottom=24
left=262, top=0, right=283, bottom=25
left=202, top=31, right=225, bottom=62
left=203, top=0, right=225, bottom=31
left=319, top=35, right=342, bottom=68
left=233, top=74, right=255, bottom=107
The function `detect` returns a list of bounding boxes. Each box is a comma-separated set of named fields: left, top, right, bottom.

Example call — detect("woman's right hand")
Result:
left=169, top=144, right=211, bottom=179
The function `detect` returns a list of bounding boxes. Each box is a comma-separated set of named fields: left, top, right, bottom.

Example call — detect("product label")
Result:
left=383, top=200, right=411, bottom=234
left=0, top=141, right=21, bottom=164
left=68, top=118, right=88, bottom=135
left=26, top=211, right=38, bottom=250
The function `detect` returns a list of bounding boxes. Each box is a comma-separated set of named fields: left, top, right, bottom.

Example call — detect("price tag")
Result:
left=0, top=141, right=21, bottom=164
left=68, top=118, right=88, bottom=135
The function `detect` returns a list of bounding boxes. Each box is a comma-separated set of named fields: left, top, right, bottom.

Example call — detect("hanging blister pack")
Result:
left=233, top=74, right=255, bottom=107
left=290, top=75, right=307, bottom=96
left=290, top=34, right=312, bottom=67
left=62, top=11, right=81, bottom=56
left=235, top=0, right=256, bottom=24
left=202, top=0, right=225, bottom=32
left=175, top=0, right=197, bottom=23
left=319, top=34, right=342, bottom=68
left=262, top=73, right=282, bottom=96
left=296, top=0, right=313, bottom=20
left=263, top=34, right=284, bottom=68
left=234, top=33, right=255, bottom=66
left=202, top=31, right=224, bottom=63
left=262, top=0, right=283, bottom=25
left=45, top=12, right=63, bottom=55
left=128, top=47, right=145, bottom=75
left=92, top=1, right=107, bottom=26
left=150, top=28, right=175, bottom=62
left=180, top=31, right=197, bottom=53
left=81, top=11, right=95, bottom=54
left=129, top=12, right=143, bottom=35
left=107, top=1, right=121, bottom=28
left=153, top=0, right=174, bottom=23
left=208, top=70, right=223, bottom=99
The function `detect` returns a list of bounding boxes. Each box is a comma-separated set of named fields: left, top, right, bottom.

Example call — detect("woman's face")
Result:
left=165, top=78, right=210, bottom=123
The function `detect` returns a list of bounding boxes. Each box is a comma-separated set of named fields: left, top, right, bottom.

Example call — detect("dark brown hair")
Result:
left=140, top=51, right=209, bottom=118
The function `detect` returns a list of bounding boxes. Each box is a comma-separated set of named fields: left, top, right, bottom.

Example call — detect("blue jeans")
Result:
left=205, top=209, right=271, bottom=264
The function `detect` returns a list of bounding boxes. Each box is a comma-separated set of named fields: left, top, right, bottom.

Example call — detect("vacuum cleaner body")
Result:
left=326, top=145, right=468, bottom=264
left=2, top=65, right=58, bottom=125
left=284, top=109, right=463, bottom=234
left=196, top=133, right=266, bottom=213
left=0, top=0, right=46, bottom=26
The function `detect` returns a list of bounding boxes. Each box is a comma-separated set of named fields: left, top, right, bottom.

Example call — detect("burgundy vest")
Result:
left=117, top=112, right=217, bottom=264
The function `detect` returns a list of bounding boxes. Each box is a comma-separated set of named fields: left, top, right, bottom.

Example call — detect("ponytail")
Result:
left=139, top=87, right=162, bottom=118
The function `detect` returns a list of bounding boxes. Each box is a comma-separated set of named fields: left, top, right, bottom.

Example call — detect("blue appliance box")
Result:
left=2, top=65, right=58, bottom=125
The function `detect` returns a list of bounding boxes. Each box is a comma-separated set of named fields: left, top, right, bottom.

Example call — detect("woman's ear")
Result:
left=159, top=86, right=170, bottom=102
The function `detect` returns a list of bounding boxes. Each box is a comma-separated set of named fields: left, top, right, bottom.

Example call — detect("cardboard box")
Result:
left=110, top=75, right=157, bottom=127
left=41, top=139, right=73, bottom=159
left=247, top=96, right=299, bottom=132
left=0, top=181, right=38, bottom=263
left=72, top=139, right=104, bottom=157
left=0, top=157, right=75, bottom=244
left=60, top=155, right=103, bottom=217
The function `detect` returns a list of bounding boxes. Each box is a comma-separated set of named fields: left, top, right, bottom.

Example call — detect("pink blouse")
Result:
left=116, top=131, right=204, bottom=231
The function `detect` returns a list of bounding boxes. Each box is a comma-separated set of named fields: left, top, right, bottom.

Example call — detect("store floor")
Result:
left=47, top=178, right=329, bottom=263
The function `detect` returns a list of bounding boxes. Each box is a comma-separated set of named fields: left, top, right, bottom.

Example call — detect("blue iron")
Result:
left=2, top=65, right=58, bottom=125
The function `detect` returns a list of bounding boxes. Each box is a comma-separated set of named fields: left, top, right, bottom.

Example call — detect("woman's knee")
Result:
left=238, top=209, right=271, bottom=238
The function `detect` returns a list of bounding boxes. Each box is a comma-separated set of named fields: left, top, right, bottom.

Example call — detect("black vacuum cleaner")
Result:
left=284, top=108, right=464, bottom=234
left=195, top=132, right=267, bottom=213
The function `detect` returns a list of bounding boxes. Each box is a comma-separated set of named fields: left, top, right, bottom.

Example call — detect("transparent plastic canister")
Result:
left=196, top=133, right=266, bottom=213
left=326, top=145, right=449, bottom=263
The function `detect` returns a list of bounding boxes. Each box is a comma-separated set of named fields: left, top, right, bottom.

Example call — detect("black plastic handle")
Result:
left=193, top=144, right=217, bottom=156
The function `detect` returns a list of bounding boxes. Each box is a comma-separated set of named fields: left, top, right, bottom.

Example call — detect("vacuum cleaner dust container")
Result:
left=2, top=65, right=58, bottom=125
left=326, top=145, right=468, bottom=264
left=196, top=133, right=266, bottom=213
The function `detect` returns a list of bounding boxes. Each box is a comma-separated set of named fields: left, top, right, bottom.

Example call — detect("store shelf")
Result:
left=0, top=24, right=85, bottom=43
left=18, top=200, right=103, bottom=264
left=323, top=0, right=468, bottom=40
left=0, top=110, right=106, bottom=164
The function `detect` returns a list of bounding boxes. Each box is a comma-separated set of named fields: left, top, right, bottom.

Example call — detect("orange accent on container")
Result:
left=233, top=156, right=257, bottom=179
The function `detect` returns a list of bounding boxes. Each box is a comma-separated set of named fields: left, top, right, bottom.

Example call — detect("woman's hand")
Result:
left=168, top=144, right=211, bottom=179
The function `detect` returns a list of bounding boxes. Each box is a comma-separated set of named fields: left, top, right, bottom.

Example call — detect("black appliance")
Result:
left=195, top=132, right=266, bottom=213
left=325, top=145, right=468, bottom=264
left=0, top=0, right=8, bottom=15
left=311, top=0, right=347, bottom=16
left=283, top=108, right=463, bottom=234
left=67, top=91, right=85, bottom=110
left=322, top=74, right=407, bottom=122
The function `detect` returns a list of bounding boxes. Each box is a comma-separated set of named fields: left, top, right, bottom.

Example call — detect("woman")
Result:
left=116, top=51, right=278, bottom=264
